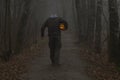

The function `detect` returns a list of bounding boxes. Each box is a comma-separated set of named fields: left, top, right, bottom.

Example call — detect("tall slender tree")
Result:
left=75, top=0, right=82, bottom=38
left=0, top=0, right=12, bottom=61
left=86, top=0, right=96, bottom=47
left=75, top=0, right=88, bottom=41
left=108, top=0, right=119, bottom=64
left=15, top=0, right=31, bottom=53
left=95, top=0, right=102, bottom=53
left=81, top=0, right=88, bottom=41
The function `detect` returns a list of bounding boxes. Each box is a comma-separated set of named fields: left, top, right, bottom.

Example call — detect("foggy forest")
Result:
left=0, top=0, right=120, bottom=80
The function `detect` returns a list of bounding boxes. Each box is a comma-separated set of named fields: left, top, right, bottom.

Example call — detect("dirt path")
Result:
left=21, top=28, right=94, bottom=80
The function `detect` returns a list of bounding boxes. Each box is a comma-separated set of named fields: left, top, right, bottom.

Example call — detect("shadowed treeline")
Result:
left=75, top=0, right=120, bottom=65
left=0, top=0, right=120, bottom=80
left=0, top=0, right=120, bottom=66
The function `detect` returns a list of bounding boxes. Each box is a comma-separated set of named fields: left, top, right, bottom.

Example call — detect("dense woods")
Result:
left=0, top=0, right=120, bottom=66
left=0, top=0, right=120, bottom=79
left=76, top=0, right=120, bottom=65
left=0, top=0, right=39, bottom=61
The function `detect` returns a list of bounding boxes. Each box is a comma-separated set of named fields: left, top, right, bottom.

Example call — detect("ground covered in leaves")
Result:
left=79, top=44, right=120, bottom=80
left=0, top=42, right=120, bottom=80
left=0, top=43, right=40, bottom=80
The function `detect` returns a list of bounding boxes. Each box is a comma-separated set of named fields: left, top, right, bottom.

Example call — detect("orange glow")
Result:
left=59, top=23, right=65, bottom=30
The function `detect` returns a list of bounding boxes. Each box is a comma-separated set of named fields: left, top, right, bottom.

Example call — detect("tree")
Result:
left=95, top=0, right=102, bottom=53
left=0, top=0, right=12, bottom=61
left=75, top=0, right=88, bottom=42
left=75, top=0, right=83, bottom=38
left=86, top=0, right=96, bottom=47
left=15, top=0, right=31, bottom=54
left=0, top=0, right=32, bottom=61
left=108, top=0, right=120, bottom=64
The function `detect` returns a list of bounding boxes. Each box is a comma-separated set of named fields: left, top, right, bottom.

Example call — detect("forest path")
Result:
left=21, top=28, right=94, bottom=80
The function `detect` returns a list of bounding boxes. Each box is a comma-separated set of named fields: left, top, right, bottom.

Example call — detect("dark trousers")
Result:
left=49, top=36, right=61, bottom=64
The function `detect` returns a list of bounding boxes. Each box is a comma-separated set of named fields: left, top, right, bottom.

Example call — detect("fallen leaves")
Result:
left=0, top=43, right=41, bottom=80
left=79, top=45, right=120, bottom=80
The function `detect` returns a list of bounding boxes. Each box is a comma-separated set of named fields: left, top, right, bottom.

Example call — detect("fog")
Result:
left=31, top=0, right=77, bottom=31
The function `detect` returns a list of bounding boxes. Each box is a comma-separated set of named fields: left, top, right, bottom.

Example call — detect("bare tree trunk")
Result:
left=86, top=0, right=96, bottom=47
left=81, top=0, right=88, bottom=41
left=15, top=0, right=31, bottom=54
left=1, top=0, right=12, bottom=61
left=95, top=0, right=102, bottom=53
left=75, top=0, right=88, bottom=42
left=108, top=0, right=119, bottom=64
left=75, top=0, right=82, bottom=38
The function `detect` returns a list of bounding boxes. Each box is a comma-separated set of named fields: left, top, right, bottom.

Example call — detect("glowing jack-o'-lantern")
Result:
left=59, top=23, right=65, bottom=30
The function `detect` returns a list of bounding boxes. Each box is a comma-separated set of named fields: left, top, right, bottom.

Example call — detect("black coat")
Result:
left=41, top=17, right=68, bottom=37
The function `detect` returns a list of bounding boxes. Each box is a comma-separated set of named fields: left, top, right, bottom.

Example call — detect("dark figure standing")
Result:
left=41, top=16, right=68, bottom=65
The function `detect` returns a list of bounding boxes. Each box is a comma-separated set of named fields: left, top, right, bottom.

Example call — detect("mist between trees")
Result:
left=0, top=0, right=120, bottom=65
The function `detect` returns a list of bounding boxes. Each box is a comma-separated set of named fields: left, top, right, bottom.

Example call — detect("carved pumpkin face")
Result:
left=59, top=23, right=65, bottom=30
